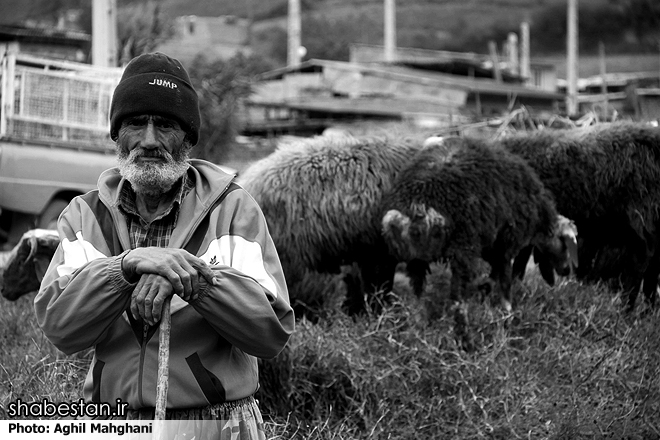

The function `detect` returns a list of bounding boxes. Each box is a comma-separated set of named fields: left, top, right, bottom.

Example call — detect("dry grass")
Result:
left=1, top=266, right=659, bottom=439
left=0, top=294, right=91, bottom=417
left=258, top=265, right=660, bottom=439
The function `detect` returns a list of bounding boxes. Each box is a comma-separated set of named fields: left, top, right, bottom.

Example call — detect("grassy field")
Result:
left=1, top=265, right=659, bottom=439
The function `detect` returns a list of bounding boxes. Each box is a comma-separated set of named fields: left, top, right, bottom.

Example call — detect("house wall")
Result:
left=529, top=65, right=557, bottom=92
left=251, top=69, right=468, bottom=109
left=2, top=41, right=86, bottom=62
left=638, top=93, right=660, bottom=121
left=465, top=92, right=560, bottom=117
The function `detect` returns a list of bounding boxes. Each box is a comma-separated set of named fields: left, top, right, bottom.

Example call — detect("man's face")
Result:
left=116, top=114, right=192, bottom=195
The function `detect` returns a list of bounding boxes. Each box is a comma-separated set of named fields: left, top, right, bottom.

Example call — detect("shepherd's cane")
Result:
left=154, top=297, right=172, bottom=438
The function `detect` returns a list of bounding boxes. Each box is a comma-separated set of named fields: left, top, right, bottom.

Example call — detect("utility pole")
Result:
left=92, top=0, right=118, bottom=67
left=520, top=22, right=530, bottom=83
left=488, top=41, right=502, bottom=82
left=566, top=0, right=579, bottom=116
left=507, top=32, right=519, bottom=75
left=287, top=0, right=302, bottom=67
left=599, top=41, right=608, bottom=114
left=384, top=0, right=396, bottom=62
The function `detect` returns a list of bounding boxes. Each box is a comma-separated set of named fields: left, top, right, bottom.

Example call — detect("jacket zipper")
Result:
left=138, top=322, right=149, bottom=407
left=179, top=180, right=233, bottom=247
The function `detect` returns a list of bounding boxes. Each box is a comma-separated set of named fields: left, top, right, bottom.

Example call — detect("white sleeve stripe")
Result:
left=57, top=231, right=108, bottom=277
left=200, top=235, right=279, bottom=299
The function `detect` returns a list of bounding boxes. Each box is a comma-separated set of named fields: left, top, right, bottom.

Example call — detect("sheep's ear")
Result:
left=382, top=209, right=409, bottom=239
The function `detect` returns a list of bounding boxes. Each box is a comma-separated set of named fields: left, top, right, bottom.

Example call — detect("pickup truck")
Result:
left=0, top=50, right=122, bottom=246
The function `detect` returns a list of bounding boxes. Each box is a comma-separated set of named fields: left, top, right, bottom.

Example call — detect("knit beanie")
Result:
left=110, top=52, right=201, bottom=145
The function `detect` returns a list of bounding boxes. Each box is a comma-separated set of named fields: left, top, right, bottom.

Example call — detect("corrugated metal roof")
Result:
left=257, top=59, right=565, bottom=100
left=0, top=24, right=90, bottom=43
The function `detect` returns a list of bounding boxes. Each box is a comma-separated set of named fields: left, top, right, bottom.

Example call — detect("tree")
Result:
left=301, top=13, right=381, bottom=61
left=187, top=53, right=275, bottom=164
left=609, top=0, right=660, bottom=49
left=116, top=1, right=174, bottom=65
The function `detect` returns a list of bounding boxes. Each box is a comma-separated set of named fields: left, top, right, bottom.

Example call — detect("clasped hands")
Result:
left=122, top=247, right=217, bottom=325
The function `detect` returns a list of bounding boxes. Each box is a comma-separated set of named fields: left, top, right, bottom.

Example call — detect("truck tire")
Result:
left=38, top=199, right=70, bottom=230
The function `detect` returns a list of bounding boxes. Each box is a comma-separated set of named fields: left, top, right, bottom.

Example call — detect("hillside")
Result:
left=156, top=0, right=631, bottom=57
left=2, top=0, right=657, bottom=68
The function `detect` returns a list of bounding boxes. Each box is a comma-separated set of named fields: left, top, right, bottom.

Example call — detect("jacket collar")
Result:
left=97, top=159, right=236, bottom=248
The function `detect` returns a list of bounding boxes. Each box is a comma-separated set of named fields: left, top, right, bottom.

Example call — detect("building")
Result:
left=350, top=43, right=558, bottom=92
left=242, top=47, right=565, bottom=136
left=0, top=24, right=90, bottom=63
left=549, top=53, right=660, bottom=120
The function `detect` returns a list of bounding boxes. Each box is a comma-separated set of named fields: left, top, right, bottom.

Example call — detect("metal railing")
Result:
left=1, top=51, right=122, bottom=150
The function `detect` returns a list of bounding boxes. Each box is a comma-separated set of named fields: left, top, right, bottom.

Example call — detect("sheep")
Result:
left=498, top=121, right=660, bottom=309
left=422, top=135, right=580, bottom=288
left=380, top=135, right=573, bottom=312
left=238, top=134, right=423, bottom=315
left=1, top=229, right=59, bottom=301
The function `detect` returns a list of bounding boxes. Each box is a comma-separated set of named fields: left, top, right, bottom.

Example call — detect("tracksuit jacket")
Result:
left=34, top=159, right=295, bottom=410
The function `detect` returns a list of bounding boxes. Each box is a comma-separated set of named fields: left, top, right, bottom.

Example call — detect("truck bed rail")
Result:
left=1, top=51, right=122, bottom=148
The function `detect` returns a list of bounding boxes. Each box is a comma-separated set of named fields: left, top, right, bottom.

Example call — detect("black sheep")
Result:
left=380, top=136, right=573, bottom=311
left=498, top=121, right=660, bottom=309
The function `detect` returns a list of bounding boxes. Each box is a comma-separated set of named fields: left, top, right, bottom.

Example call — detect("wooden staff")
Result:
left=154, top=298, right=172, bottom=434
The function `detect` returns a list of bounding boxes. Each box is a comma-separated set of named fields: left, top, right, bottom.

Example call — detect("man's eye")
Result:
left=126, top=118, right=145, bottom=127
left=155, top=120, right=176, bottom=129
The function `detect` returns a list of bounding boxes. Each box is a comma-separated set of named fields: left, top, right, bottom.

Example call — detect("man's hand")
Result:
left=121, top=247, right=217, bottom=299
left=131, top=274, right=174, bottom=326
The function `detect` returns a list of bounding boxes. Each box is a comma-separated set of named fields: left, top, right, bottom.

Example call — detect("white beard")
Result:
left=117, top=147, right=190, bottom=197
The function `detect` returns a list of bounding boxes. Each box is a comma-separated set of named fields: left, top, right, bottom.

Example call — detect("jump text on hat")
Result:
left=148, top=78, right=178, bottom=89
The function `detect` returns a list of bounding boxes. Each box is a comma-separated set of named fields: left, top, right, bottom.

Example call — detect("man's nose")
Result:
left=140, top=120, right=159, bottom=148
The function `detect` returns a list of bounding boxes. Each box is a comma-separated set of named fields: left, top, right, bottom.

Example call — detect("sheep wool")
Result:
left=381, top=136, right=562, bottom=311
left=498, top=121, right=660, bottom=309
left=239, top=134, right=423, bottom=314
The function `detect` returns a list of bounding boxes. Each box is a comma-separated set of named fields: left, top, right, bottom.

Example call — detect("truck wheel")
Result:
left=38, top=199, right=69, bottom=230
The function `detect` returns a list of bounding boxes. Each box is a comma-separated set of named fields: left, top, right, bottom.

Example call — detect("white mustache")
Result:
left=128, top=148, right=174, bottom=163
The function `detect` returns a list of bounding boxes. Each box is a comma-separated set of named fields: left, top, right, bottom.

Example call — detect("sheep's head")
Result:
left=1, top=229, right=59, bottom=301
left=382, top=206, right=446, bottom=261
left=534, top=215, right=578, bottom=285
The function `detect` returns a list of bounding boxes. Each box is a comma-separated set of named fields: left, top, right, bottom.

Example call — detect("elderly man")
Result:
left=35, top=52, right=294, bottom=438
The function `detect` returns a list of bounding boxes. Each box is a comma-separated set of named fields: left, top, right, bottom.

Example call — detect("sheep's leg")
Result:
left=359, top=254, right=398, bottom=297
left=448, top=261, right=468, bottom=303
left=490, top=256, right=513, bottom=313
left=641, top=245, right=660, bottom=308
left=642, top=263, right=659, bottom=308
left=576, top=237, right=598, bottom=281
left=341, top=263, right=366, bottom=315
left=534, top=249, right=557, bottom=286
left=621, top=263, right=646, bottom=312
left=512, top=245, right=533, bottom=281
left=448, top=264, right=473, bottom=351
left=617, top=221, right=658, bottom=311
left=405, top=259, right=430, bottom=297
